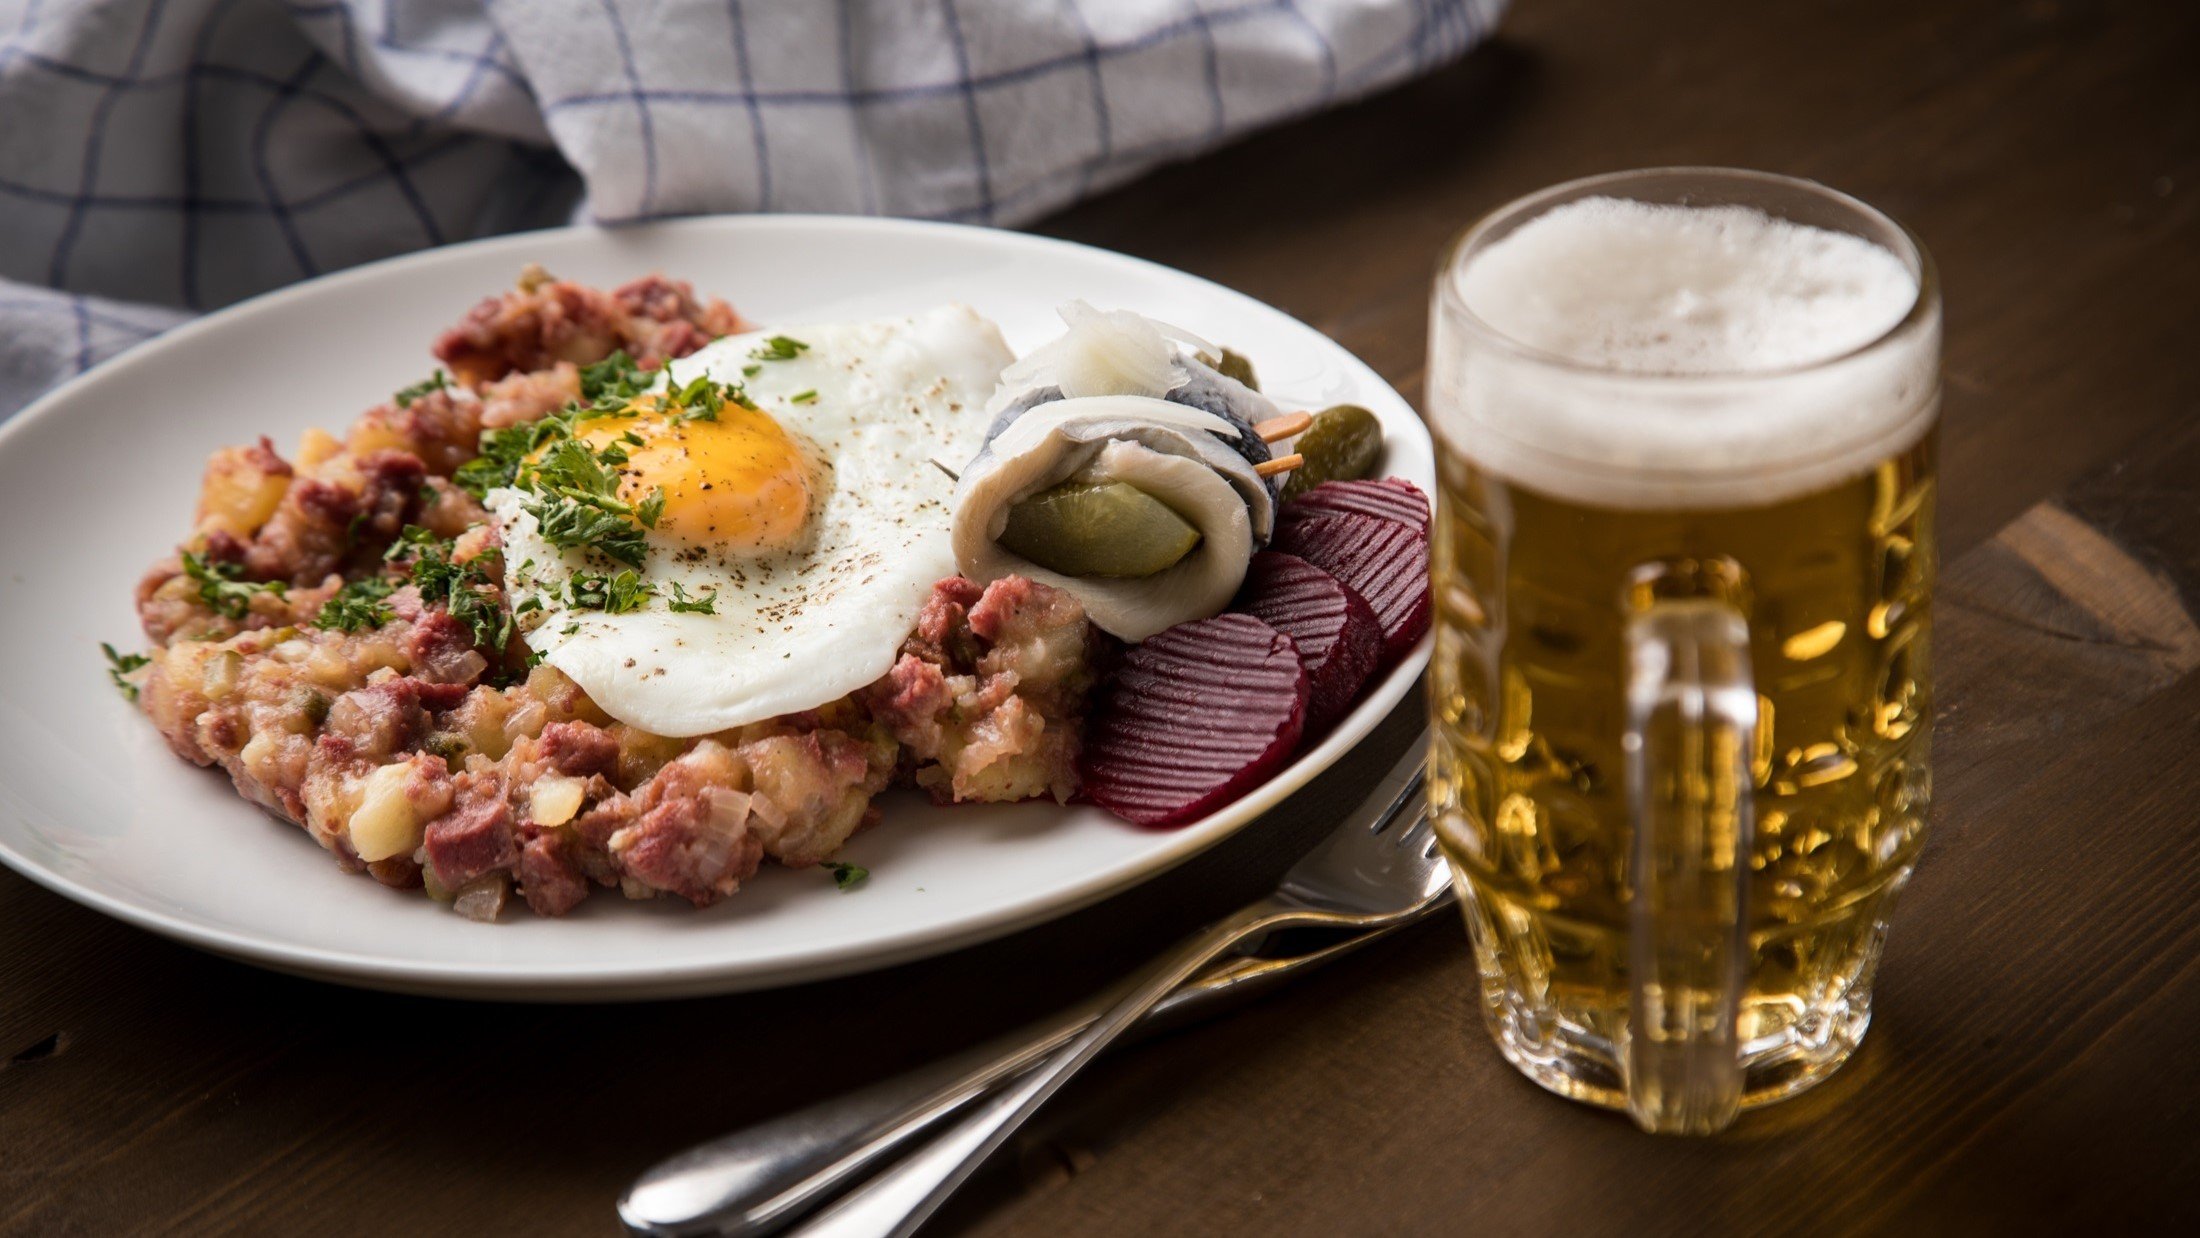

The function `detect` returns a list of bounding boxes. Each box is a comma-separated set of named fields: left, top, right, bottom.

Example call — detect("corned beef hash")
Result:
left=112, top=270, right=1430, bottom=920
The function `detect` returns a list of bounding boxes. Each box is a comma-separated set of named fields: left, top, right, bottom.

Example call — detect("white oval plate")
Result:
left=0, top=216, right=1433, bottom=1001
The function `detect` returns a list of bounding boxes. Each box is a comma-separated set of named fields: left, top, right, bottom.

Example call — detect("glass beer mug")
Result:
left=1425, top=169, right=1940, bottom=1133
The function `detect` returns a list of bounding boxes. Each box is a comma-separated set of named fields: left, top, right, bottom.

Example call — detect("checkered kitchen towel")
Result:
left=0, top=0, right=1503, bottom=416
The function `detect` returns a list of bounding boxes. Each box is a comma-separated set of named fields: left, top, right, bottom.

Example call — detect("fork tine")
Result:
left=1386, top=804, right=1436, bottom=851
left=1271, top=729, right=1446, bottom=915
left=1371, top=768, right=1427, bottom=834
left=1384, top=781, right=1430, bottom=837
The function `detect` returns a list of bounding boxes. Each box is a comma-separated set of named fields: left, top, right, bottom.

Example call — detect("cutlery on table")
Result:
left=620, top=731, right=1446, bottom=1238
left=786, top=732, right=1450, bottom=1238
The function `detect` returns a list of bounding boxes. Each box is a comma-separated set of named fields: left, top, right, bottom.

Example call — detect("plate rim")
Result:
left=0, top=213, right=1434, bottom=999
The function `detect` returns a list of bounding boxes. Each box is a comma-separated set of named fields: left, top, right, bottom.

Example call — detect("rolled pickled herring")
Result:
left=982, top=302, right=1284, bottom=477
left=993, top=301, right=1215, bottom=403
left=953, top=395, right=1274, bottom=640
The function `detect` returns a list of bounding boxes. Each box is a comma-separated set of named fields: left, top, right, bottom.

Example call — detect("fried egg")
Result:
left=489, top=305, right=1013, bottom=737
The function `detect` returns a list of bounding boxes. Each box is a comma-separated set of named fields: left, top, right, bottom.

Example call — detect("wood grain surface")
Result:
left=5, top=0, right=2196, bottom=1234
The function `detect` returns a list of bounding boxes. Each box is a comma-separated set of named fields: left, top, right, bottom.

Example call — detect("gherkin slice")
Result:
left=1000, top=481, right=1203, bottom=579
left=1280, top=404, right=1384, bottom=500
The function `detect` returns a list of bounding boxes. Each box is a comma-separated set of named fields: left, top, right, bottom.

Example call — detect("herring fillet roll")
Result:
left=950, top=303, right=1290, bottom=641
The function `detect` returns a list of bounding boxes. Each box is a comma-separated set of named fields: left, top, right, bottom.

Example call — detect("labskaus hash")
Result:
left=113, top=271, right=1429, bottom=919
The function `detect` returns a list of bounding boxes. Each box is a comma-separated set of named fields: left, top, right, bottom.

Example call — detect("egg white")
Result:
left=491, top=304, right=1013, bottom=737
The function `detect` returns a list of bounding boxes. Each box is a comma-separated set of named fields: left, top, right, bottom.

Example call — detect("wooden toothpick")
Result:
left=1254, top=412, right=1313, bottom=443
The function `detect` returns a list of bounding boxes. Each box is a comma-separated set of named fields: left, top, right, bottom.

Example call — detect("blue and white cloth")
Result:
left=0, top=0, right=1502, bottom=416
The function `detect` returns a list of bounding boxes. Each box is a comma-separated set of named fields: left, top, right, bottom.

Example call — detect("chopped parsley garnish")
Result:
left=748, top=335, right=809, bottom=362
left=447, top=587, right=512, bottom=653
left=387, top=524, right=453, bottom=576
left=386, top=526, right=511, bottom=650
left=824, top=862, right=868, bottom=891
left=579, top=350, right=652, bottom=404
left=102, top=643, right=150, bottom=700
left=494, top=432, right=664, bottom=569
left=568, top=569, right=654, bottom=614
left=181, top=550, right=287, bottom=619
left=666, top=582, right=718, bottom=615
left=454, top=413, right=570, bottom=498
left=524, top=434, right=621, bottom=499
left=534, top=499, right=649, bottom=567
left=314, top=576, right=397, bottom=633
left=741, top=363, right=761, bottom=378
left=789, top=389, right=818, bottom=404
left=661, top=370, right=746, bottom=423
left=393, top=369, right=449, bottom=409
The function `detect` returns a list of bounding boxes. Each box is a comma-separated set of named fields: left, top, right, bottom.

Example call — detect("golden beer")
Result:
left=1426, top=169, right=1941, bottom=1132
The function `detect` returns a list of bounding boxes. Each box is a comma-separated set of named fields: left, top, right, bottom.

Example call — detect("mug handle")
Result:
left=1621, top=596, right=1757, bottom=1134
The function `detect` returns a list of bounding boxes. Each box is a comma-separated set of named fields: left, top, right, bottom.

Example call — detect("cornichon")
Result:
left=1214, top=348, right=1259, bottom=391
left=1280, top=404, right=1383, bottom=500
left=999, top=481, right=1202, bottom=579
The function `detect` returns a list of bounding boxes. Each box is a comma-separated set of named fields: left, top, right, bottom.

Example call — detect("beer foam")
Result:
left=1457, top=198, right=1918, bottom=374
left=1434, top=197, right=1936, bottom=509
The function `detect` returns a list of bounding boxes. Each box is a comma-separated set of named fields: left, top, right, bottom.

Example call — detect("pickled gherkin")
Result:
left=1215, top=348, right=1260, bottom=391
left=999, top=481, right=1203, bottom=578
left=1280, top=404, right=1384, bottom=500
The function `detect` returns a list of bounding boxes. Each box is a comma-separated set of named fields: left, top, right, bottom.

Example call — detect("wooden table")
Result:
left=5, top=0, right=2196, bottom=1233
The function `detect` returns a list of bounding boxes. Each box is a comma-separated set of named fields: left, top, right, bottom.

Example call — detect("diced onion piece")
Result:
left=452, top=873, right=510, bottom=922
left=704, top=787, right=752, bottom=832
left=748, top=791, right=788, bottom=831
left=528, top=775, right=587, bottom=827
left=201, top=650, right=243, bottom=699
left=506, top=697, right=549, bottom=744
left=695, top=787, right=753, bottom=875
left=350, top=762, right=425, bottom=862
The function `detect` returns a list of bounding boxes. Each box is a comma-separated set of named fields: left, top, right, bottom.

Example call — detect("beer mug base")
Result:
left=1456, top=859, right=1914, bottom=1119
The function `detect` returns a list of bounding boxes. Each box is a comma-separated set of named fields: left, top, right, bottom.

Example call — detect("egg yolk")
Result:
left=574, top=403, right=813, bottom=552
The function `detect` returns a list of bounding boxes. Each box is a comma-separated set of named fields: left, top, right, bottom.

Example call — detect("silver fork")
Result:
left=782, top=733, right=1451, bottom=1238
left=620, top=733, right=1443, bottom=1238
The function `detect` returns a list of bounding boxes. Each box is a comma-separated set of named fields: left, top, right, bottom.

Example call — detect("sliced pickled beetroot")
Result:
left=1081, top=614, right=1309, bottom=828
left=1232, top=551, right=1380, bottom=733
left=1271, top=511, right=1431, bottom=666
left=1278, top=477, right=1431, bottom=534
